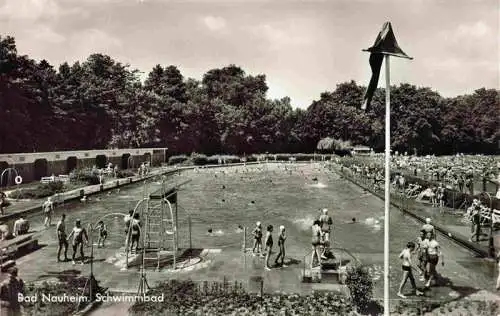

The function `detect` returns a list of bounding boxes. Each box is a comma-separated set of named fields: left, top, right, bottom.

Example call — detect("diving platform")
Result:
left=301, top=248, right=359, bottom=284
left=149, top=186, right=177, bottom=202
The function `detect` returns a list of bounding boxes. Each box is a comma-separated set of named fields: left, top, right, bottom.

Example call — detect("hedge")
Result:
left=69, top=169, right=100, bottom=185
left=168, top=155, right=189, bottom=165
left=9, top=181, right=65, bottom=199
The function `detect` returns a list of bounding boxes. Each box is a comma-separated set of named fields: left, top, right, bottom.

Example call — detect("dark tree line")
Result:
left=0, top=35, right=498, bottom=155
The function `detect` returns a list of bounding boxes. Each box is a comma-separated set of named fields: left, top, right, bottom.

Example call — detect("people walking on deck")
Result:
left=422, top=218, right=435, bottom=239
left=252, top=221, right=263, bottom=256
left=425, top=232, right=444, bottom=288
left=263, top=225, right=274, bottom=271
left=96, top=220, right=108, bottom=248
left=56, top=214, right=69, bottom=262
left=67, top=219, right=89, bottom=265
left=43, top=197, right=54, bottom=227
left=275, top=225, right=287, bottom=267
left=415, top=230, right=429, bottom=281
left=311, top=220, right=322, bottom=268
left=319, top=208, right=333, bottom=260
left=437, top=183, right=445, bottom=208
left=397, top=241, right=424, bottom=298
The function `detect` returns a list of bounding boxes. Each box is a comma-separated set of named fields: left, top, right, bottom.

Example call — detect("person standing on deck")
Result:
left=67, top=219, right=89, bottom=265
left=319, top=208, right=333, bottom=260
left=252, top=222, right=263, bottom=256
left=311, top=220, right=322, bottom=268
left=129, top=213, right=141, bottom=253
left=274, top=225, right=287, bottom=267
left=425, top=232, right=444, bottom=288
left=415, top=230, right=429, bottom=281
left=42, top=197, right=54, bottom=227
left=263, top=225, right=274, bottom=271
left=56, top=214, right=69, bottom=262
left=422, top=218, right=435, bottom=239
left=96, top=220, right=108, bottom=248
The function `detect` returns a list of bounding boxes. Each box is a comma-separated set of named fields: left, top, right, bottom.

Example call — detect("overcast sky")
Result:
left=0, top=0, right=497, bottom=108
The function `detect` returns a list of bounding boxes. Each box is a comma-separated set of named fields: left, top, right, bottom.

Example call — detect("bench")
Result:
left=40, top=176, right=55, bottom=183
left=0, top=233, right=38, bottom=261
left=57, top=175, right=70, bottom=182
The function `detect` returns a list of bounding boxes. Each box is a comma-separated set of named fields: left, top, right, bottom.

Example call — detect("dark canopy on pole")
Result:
left=361, top=22, right=412, bottom=111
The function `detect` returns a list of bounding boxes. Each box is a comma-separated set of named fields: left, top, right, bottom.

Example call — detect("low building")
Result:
left=351, top=146, right=372, bottom=155
left=0, top=148, right=168, bottom=185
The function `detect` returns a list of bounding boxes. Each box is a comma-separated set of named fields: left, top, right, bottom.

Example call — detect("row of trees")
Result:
left=0, top=35, right=498, bottom=155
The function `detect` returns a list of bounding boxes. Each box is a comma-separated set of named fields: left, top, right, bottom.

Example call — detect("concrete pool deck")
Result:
left=5, top=162, right=500, bottom=316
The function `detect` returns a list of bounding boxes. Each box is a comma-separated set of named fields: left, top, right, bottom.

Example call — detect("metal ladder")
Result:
left=141, top=181, right=177, bottom=270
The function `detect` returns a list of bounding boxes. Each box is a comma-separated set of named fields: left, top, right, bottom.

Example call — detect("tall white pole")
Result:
left=383, top=54, right=391, bottom=316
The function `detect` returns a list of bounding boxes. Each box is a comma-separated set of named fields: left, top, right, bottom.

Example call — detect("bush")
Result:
left=9, top=181, right=65, bottom=199
left=168, top=155, right=188, bottom=165
left=345, top=265, right=374, bottom=312
left=69, top=169, right=100, bottom=185
left=22, top=276, right=105, bottom=316
left=246, top=155, right=258, bottom=162
left=191, top=153, right=208, bottom=165
left=116, top=169, right=135, bottom=178
left=130, top=279, right=353, bottom=316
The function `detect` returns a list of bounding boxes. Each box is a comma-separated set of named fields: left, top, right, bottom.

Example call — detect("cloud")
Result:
left=0, top=0, right=81, bottom=21
left=455, top=21, right=490, bottom=38
left=249, top=23, right=311, bottom=50
left=66, top=29, right=122, bottom=61
left=202, top=16, right=227, bottom=31
left=31, top=25, right=66, bottom=44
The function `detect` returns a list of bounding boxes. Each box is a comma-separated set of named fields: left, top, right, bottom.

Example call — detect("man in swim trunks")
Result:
left=422, top=218, right=435, bottom=240
left=319, top=208, right=333, bottom=260
left=425, top=232, right=443, bottom=288
left=56, top=214, right=69, bottom=262
left=263, top=225, right=274, bottom=271
left=96, top=220, right=108, bottom=248
left=397, top=241, right=424, bottom=298
left=415, top=230, right=429, bottom=281
left=129, top=213, right=141, bottom=253
left=274, top=225, right=287, bottom=267
left=252, top=221, right=263, bottom=256
left=43, top=197, right=54, bottom=227
left=67, top=219, right=89, bottom=265
left=311, top=220, right=322, bottom=268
